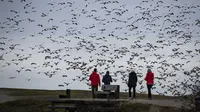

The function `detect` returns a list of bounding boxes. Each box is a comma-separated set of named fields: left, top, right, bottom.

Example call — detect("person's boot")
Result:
left=148, top=97, right=152, bottom=100
left=133, top=94, right=136, bottom=99
left=128, top=97, right=132, bottom=100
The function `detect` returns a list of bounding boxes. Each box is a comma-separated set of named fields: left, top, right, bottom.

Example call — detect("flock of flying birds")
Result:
left=0, top=0, right=200, bottom=96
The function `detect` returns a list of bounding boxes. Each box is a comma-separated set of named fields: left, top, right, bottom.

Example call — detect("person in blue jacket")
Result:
left=102, top=71, right=113, bottom=85
left=128, top=69, right=138, bottom=99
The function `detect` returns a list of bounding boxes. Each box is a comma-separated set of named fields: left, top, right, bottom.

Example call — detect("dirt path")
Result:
left=128, top=99, right=183, bottom=108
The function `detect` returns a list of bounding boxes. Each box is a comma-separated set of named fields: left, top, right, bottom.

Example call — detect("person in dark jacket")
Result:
left=89, top=68, right=101, bottom=98
left=128, top=69, right=138, bottom=99
left=102, top=71, right=112, bottom=85
left=144, top=69, right=154, bottom=100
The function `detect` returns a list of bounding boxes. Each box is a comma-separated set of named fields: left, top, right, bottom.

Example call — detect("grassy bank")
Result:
left=0, top=88, right=191, bottom=112
left=0, top=99, right=192, bottom=112
left=0, top=88, right=177, bottom=99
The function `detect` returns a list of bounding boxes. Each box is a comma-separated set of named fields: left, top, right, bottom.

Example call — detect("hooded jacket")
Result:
left=89, top=71, right=100, bottom=86
left=144, top=72, right=154, bottom=85
left=102, top=73, right=112, bottom=85
left=128, top=71, right=138, bottom=87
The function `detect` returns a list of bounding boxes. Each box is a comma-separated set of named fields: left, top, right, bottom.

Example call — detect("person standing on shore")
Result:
left=102, top=71, right=113, bottom=85
left=89, top=68, right=101, bottom=98
left=128, top=69, right=138, bottom=100
left=144, top=69, right=154, bottom=100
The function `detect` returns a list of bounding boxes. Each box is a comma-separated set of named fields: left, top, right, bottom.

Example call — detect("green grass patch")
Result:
left=0, top=99, right=50, bottom=112
left=1, top=88, right=66, bottom=96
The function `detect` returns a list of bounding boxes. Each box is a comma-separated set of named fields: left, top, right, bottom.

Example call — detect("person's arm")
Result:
left=98, top=75, right=101, bottom=86
left=89, top=74, right=92, bottom=81
left=136, top=74, right=138, bottom=83
left=110, top=76, right=113, bottom=82
left=152, top=73, right=154, bottom=84
left=128, top=75, right=130, bottom=87
left=144, top=73, right=147, bottom=81
left=102, top=76, right=104, bottom=83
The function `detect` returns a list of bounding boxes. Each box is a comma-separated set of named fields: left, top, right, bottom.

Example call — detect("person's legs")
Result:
left=147, top=84, right=150, bottom=99
left=147, top=84, right=153, bottom=99
left=133, top=86, right=136, bottom=98
left=149, top=85, right=152, bottom=99
left=96, top=86, right=98, bottom=91
left=129, top=86, right=132, bottom=98
left=93, top=85, right=98, bottom=98
left=92, top=86, right=95, bottom=98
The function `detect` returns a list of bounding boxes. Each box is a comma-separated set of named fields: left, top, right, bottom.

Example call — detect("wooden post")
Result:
left=66, top=89, right=71, bottom=98
left=196, top=97, right=200, bottom=112
left=51, top=102, right=55, bottom=112
left=116, top=85, right=120, bottom=99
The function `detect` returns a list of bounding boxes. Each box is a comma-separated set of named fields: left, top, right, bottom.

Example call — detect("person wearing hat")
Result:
left=128, top=68, right=138, bottom=99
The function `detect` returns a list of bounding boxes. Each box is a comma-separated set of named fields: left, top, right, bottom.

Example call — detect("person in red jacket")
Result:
left=89, top=68, right=101, bottom=98
left=144, top=69, right=154, bottom=100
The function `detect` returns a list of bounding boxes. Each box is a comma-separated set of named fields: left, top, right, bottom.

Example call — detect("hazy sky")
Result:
left=0, top=0, right=200, bottom=96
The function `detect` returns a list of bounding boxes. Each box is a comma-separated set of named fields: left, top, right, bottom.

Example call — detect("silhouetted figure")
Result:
left=128, top=69, right=138, bottom=99
left=89, top=68, right=101, bottom=98
left=102, top=71, right=112, bottom=85
left=144, top=69, right=154, bottom=100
